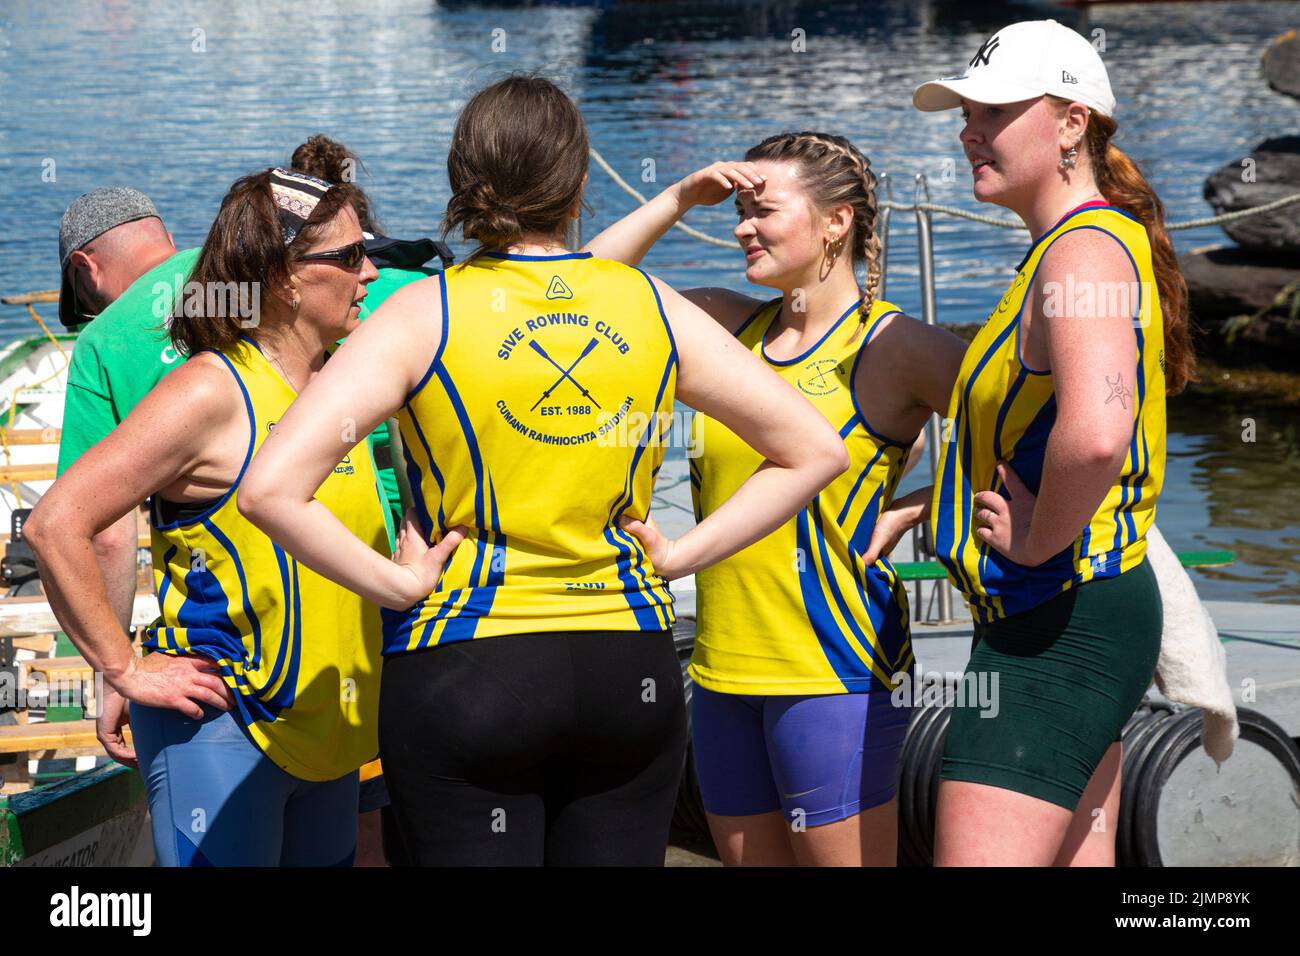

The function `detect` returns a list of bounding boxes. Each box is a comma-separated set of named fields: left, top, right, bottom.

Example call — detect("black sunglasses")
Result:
left=297, top=240, right=367, bottom=270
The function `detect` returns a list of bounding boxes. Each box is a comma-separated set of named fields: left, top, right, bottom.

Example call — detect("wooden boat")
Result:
left=0, top=291, right=73, bottom=533
left=1, top=754, right=152, bottom=867
left=0, top=289, right=154, bottom=866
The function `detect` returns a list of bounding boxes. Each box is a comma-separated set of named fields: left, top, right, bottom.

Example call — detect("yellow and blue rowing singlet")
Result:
left=144, top=336, right=389, bottom=781
left=931, top=204, right=1167, bottom=625
left=384, top=251, right=677, bottom=652
left=690, top=297, right=915, bottom=695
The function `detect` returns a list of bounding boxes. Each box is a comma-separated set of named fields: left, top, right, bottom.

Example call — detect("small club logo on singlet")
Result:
left=546, top=276, right=574, bottom=300
left=797, top=358, right=843, bottom=397
left=994, top=271, right=1028, bottom=316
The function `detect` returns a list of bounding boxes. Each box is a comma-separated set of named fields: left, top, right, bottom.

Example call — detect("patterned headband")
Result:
left=268, top=167, right=333, bottom=244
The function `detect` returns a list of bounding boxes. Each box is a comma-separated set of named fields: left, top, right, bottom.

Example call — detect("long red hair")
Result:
left=1054, top=100, right=1196, bottom=394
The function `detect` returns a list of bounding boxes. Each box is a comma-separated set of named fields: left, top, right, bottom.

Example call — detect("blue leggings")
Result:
left=131, top=702, right=359, bottom=867
left=691, top=685, right=910, bottom=827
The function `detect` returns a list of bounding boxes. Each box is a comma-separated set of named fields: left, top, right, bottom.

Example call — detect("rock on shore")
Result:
left=1203, top=136, right=1300, bottom=255
left=1263, top=29, right=1300, bottom=101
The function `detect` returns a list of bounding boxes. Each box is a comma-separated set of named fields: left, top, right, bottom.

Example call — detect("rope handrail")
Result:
left=588, top=148, right=737, bottom=248
left=881, top=191, right=1300, bottom=231
left=589, top=146, right=1300, bottom=240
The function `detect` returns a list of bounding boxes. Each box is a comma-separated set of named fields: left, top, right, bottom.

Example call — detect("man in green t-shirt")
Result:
left=59, top=248, right=198, bottom=469
left=57, top=188, right=186, bottom=637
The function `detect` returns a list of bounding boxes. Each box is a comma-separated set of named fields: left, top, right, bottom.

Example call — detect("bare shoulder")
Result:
left=1032, top=226, right=1143, bottom=341
left=150, top=354, right=243, bottom=421
left=1038, top=227, right=1137, bottom=285
left=370, top=273, right=446, bottom=315
left=682, top=287, right=767, bottom=335
left=864, top=307, right=909, bottom=341
left=863, top=311, right=964, bottom=364
left=642, top=275, right=766, bottom=336
left=347, top=273, right=445, bottom=353
left=78, top=353, right=243, bottom=475
left=855, top=311, right=968, bottom=417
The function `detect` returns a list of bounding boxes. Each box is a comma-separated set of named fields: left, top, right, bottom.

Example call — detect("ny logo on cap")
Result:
left=969, top=35, right=1000, bottom=68
left=1062, top=70, right=1078, bottom=84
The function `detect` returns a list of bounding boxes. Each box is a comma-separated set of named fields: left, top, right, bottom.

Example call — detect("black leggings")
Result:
left=378, top=629, right=686, bottom=866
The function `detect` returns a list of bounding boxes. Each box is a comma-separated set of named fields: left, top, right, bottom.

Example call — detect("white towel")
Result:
left=1146, top=525, right=1239, bottom=765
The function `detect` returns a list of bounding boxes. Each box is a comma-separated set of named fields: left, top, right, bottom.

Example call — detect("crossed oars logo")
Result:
left=529, top=337, right=603, bottom=410
left=806, top=362, right=836, bottom=391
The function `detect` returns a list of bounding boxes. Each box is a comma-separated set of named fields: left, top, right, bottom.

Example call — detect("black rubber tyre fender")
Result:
left=1134, top=706, right=1300, bottom=868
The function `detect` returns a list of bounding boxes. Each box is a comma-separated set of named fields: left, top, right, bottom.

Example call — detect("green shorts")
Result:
left=940, top=557, right=1162, bottom=811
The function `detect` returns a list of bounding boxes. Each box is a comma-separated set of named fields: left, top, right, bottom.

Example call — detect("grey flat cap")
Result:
left=58, top=186, right=161, bottom=327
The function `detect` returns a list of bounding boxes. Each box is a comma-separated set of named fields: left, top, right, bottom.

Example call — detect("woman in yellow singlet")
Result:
left=238, top=76, right=848, bottom=866
left=911, top=19, right=1196, bottom=865
left=585, top=133, right=969, bottom=866
left=27, top=169, right=437, bottom=866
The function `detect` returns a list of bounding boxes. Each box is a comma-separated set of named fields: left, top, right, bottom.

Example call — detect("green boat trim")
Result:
left=1, top=762, right=144, bottom=866
left=0, top=332, right=76, bottom=425
left=0, top=332, right=77, bottom=372
left=893, top=550, right=1236, bottom=581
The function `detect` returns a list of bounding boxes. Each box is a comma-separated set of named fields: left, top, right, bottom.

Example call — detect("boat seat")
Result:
left=0, top=465, right=57, bottom=483
left=0, top=719, right=128, bottom=755
left=0, top=428, right=60, bottom=446
left=23, top=656, right=94, bottom=682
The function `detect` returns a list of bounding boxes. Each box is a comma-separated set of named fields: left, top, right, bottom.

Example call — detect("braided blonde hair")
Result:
left=744, top=131, right=882, bottom=342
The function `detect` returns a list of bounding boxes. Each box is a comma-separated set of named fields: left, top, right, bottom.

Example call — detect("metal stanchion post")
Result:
left=566, top=215, right=582, bottom=252
left=914, top=173, right=952, bottom=623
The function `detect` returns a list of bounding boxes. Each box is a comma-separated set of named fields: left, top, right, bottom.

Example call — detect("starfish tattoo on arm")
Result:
left=1104, top=372, right=1133, bottom=410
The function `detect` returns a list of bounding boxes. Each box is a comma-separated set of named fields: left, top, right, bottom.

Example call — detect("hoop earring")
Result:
left=824, top=235, right=844, bottom=259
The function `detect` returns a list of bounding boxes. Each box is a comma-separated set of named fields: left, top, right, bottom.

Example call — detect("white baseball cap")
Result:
left=913, top=19, right=1115, bottom=118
